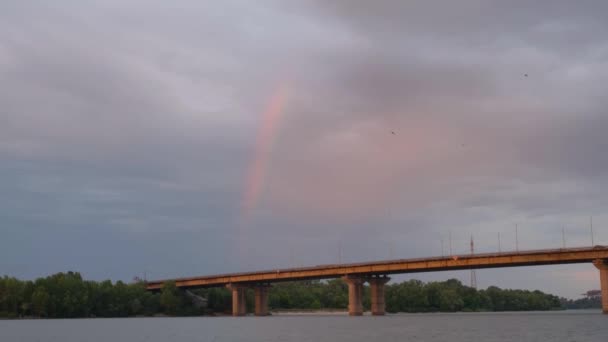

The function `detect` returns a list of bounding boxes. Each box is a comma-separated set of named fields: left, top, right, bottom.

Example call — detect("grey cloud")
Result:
left=1, top=0, right=607, bottom=298
left=301, top=0, right=608, bottom=44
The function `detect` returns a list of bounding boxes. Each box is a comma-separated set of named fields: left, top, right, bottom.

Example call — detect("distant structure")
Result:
left=583, top=290, right=602, bottom=299
left=146, top=246, right=608, bottom=316
left=470, top=235, right=477, bottom=288
left=185, top=290, right=208, bottom=308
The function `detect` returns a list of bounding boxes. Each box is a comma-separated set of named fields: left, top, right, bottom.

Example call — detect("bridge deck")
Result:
left=146, top=246, right=608, bottom=290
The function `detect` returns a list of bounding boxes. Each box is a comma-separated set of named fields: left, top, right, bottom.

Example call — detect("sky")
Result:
left=1, top=0, right=607, bottom=299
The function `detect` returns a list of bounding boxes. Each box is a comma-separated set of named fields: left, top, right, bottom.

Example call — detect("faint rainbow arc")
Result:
left=240, top=84, right=290, bottom=226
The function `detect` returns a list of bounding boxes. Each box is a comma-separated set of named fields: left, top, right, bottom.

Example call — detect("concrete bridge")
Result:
left=146, top=246, right=608, bottom=316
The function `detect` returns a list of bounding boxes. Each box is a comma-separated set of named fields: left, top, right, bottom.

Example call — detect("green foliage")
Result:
left=196, top=287, right=231, bottom=314
left=0, top=273, right=567, bottom=318
left=195, top=278, right=563, bottom=314
left=0, top=272, right=165, bottom=318
left=31, top=287, right=49, bottom=317
left=160, top=281, right=179, bottom=315
left=560, top=295, right=602, bottom=309
left=385, top=279, right=562, bottom=313
left=264, top=278, right=562, bottom=313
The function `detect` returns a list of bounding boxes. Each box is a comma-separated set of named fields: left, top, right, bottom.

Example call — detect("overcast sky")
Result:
left=1, top=0, right=607, bottom=298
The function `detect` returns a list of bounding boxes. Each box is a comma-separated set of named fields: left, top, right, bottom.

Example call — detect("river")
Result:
left=1, top=310, right=606, bottom=341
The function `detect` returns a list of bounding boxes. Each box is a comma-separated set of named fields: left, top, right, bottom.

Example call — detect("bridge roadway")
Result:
left=146, top=246, right=608, bottom=316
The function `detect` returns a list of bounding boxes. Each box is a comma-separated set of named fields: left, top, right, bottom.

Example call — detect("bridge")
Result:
left=146, top=246, right=608, bottom=316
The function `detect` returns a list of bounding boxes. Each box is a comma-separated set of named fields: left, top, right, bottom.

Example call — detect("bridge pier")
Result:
left=254, top=285, right=271, bottom=316
left=343, top=276, right=365, bottom=316
left=593, top=259, right=608, bottom=314
left=368, top=275, right=390, bottom=315
left=227, top=284, right=247, bottom=316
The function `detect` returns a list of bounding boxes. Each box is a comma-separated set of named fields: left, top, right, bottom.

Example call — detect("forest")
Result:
left=0, top=272, right=583, bottom=318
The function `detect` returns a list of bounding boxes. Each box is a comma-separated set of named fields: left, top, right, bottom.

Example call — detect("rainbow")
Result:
left=240, top=84, right=289, bottom=226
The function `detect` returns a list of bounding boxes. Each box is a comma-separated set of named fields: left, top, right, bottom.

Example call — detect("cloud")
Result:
left=0, top=0, right=607, bottom=298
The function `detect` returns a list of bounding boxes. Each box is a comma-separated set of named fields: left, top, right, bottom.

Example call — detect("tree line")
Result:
left=560, top=296, right=602, bottom=310
left=0, top=271, right=589, bottom=318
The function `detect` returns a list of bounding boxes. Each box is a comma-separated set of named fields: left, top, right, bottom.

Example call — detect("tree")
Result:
left=160, top=281, right=180, bottom=315
left=439, top=289, right=464, bottom=311
left=0, top=272, right=567, bottom=317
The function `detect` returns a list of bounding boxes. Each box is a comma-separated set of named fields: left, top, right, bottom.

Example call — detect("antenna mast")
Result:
left=515, top=223, right=519, bottom=252
left=449, top=231, right=453, bottom=255
left=591, top=216, right=595, bottom=246
left=498, top=232, right=501, bottom=253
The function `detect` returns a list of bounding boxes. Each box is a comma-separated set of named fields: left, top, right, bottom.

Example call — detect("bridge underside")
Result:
left=146, top=247, right=608, bottom=316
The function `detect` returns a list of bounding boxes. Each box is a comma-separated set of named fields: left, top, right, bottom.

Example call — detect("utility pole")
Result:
left=591, top=216, right=595, bottom=246
left=562, top=227, right=566, bottom=248
left=441, top=238, right=445, bottom=257
left=338, top=241, right=342, bottom=264
left=449, top=231, right=453, bottom=255
left=470, top=235, right=477, bottom=288
left=515, top=223, right=519, bottom=252
left=498, top=232, right=501, bottom=253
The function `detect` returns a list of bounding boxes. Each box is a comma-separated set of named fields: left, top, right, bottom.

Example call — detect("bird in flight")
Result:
left=391, top=131, right=396, bottom=135
left=524, top=73, right=528, bottom=77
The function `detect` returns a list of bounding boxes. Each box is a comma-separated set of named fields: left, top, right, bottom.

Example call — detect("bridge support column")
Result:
left=227, top=284, right=247, bottom=316
left=593, top=259, right=608, bottom=314
left=254, top=285, right=270, bottom=316
left=343, top=276, right=364, bottom=316
left=368, top=275, right=390, bottom=315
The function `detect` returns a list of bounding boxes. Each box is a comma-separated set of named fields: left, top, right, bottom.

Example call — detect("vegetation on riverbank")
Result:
left=0, top=272, right=591, bottom=318
left=560, top=291, right=603, bottom=310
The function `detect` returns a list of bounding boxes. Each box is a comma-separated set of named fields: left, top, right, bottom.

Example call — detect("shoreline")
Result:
left=3, top=308, right=603, bottom=320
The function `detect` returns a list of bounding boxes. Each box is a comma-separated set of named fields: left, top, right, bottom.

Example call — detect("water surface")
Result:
left=1, top=310, right=606, bottom=342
